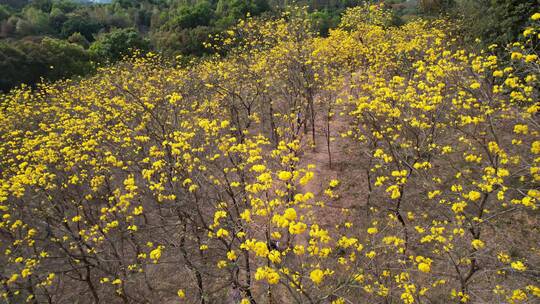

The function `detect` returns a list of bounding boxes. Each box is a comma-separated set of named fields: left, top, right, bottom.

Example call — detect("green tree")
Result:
left=0, top=16, right=18, bottom=38
left=0, top=41, right=30, bottom=91
left=154, top=25, right=214, bottom=56
left=15, top=18, right=34, bottom=36
left=1, top=0, right=30, bottom=10
left=61, top=14, right=102, bottom=41
left=0, top=38, right=92, bottom=91
left=51, top=0, right=79, bottom=14
left=22, top=6, right=51, bottom=34
left=169, top=1, right=215, bottom=29
left=40, top=37, right=92, bottom=79
left=310, top=9, right=340, bottom=36
left=29, top=0, right=54, bottom=13
left=49, top=7, right=67, bottom=33
left=453, top=0, right=540, bottom=47
left=0, top=4, right=11, bottom=22
left=216, top=0, right=270, bottom=20
left=68, top=31, right=90, bottom=48
left=419, top=0, right=455, bottom=14
left=89, top=27, right=149, bottom=62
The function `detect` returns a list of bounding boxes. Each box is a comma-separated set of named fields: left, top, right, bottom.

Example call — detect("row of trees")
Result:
left=385, top=1, right=540, bottom=49
left=0, top=0, right=362, bottom=92
left=0, top=28, right=148, bottom=91
left=0, top=4, right=538, bottom=303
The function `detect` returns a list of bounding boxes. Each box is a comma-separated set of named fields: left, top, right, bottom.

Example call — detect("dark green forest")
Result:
left=0, top=0, right=538, bottom=92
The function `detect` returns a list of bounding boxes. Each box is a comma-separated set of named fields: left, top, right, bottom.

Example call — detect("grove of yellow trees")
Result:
left=1, top=4, right=539, bottom=304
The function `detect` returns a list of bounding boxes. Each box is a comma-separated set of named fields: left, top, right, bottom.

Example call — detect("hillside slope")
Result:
left=0, top=5, right=539, bottom=304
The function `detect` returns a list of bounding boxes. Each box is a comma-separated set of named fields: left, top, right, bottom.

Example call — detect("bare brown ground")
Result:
left=297, top=103, right=370, bottom=229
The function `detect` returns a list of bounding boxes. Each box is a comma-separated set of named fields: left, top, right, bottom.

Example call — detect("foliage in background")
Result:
left=0, top=0, right=365, bottom=92
left=0, top=37, right=91, bottom=91
left=89, top=27, right=149, bottom=62
left=451, top=0, right=540, bottom=48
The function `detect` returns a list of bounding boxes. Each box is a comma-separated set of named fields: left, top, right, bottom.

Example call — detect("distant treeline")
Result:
left=0, top=0, right=364, bottom=91
left=0, top=0, right=538, bottom=92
